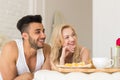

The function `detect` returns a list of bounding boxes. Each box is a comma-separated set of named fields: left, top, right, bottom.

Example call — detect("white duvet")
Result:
left=33, top=70, right=120, bottom=80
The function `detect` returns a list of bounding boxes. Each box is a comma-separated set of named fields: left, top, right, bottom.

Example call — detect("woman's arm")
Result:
left=80, top=47, right=91, bottom=64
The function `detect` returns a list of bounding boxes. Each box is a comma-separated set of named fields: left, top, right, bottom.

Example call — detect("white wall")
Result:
left=36, top=0, right=92, bottom=53
left=3, top=0, right=120, bottom=58
left=0, top=0, right=36, bottom=39
left=93, top=0, right=120, bottom=57
left=0, top=0, right=92, bottom=55
left=38, top=0, right=120, bottom=58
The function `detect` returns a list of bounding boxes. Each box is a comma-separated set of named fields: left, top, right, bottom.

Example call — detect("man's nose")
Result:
left=40, top=32, right=46, bottom=38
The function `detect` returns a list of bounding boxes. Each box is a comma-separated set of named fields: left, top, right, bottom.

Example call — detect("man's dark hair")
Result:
left=17, top=15, right=42, bottom=33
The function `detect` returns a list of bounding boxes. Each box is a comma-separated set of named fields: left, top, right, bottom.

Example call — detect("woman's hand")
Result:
left=60, top=46, right=70, bottom=65
left=61, top=46, right=69, bottom=58
left=59, top=43, right=76, bottom=65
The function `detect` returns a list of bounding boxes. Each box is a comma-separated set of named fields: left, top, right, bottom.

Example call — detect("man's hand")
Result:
left=14, top=72, right=34, bottom=80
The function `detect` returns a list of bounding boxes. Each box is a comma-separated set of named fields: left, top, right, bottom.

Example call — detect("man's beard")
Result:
left=28, top=36, right=43, bottom=50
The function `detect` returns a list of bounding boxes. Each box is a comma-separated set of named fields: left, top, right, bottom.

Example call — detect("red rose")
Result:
left=116, top=38, right=120, bottom=46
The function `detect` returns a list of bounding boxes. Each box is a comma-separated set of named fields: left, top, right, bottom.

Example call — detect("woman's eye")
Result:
left=64, top=36, right=69, bottom=39
left=72, top=33, right=75, bottom=37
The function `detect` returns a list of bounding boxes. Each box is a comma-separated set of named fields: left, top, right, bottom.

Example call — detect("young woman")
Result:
left=50, top=24, right=91, bottom=69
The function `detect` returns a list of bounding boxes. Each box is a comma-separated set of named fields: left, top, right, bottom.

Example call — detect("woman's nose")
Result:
left=69, top=36, right=74, bottom=41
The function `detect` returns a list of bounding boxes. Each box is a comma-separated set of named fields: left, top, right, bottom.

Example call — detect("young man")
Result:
left=0, top=15, right=51, bottom=80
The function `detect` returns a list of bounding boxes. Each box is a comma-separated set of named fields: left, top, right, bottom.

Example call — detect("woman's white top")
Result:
left=15, top=39, right=44, bottom=75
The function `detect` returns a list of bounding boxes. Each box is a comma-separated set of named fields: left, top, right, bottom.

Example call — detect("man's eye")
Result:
left=43, top=29, right=45, bottom=33
left=35, top=31, right=40, bottom=34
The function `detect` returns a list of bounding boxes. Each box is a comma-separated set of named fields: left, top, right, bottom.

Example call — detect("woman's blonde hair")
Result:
left=50, top=24, right=82, bottom=64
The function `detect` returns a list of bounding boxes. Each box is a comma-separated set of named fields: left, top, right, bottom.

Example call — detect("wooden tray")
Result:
left=56, top=68, right=120, bottom=73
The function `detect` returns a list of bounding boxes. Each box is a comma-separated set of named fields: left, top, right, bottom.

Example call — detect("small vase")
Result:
left=114, top=46, right=120, bottom=68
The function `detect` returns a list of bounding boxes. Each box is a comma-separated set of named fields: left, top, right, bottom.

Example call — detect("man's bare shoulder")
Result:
left=41, top=43, right=51, bottom=70
left=43, top=43, right=51, bottom=50
left=44, top=43, right=51, bottom=49
left=1, top=40, right=18, bottom=60
left=2, top=40, right=17, bottom=52
left=0, top=40, right=19, bottom=80
left=43, top=43, right=51, bottom=55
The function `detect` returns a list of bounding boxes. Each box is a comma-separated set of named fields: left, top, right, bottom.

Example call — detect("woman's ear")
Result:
left=22, top=32, right=28, bottom=39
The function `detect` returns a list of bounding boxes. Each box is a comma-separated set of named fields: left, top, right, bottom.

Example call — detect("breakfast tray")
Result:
left=56, top=68, right=120, bottom=73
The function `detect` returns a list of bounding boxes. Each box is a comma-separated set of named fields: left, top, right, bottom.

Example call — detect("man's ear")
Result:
left=22, top=32, right=28, bottom=39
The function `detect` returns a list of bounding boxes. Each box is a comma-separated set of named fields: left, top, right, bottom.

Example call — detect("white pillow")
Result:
left=34, top=70, right=64, bottom=80
left=112, top=72, right=120, bottom=80
left=34, top=70, right=120, bottom=80
left=89, top=72, right=113, bottom=80
left=64, top=72, right=88, bottom=80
